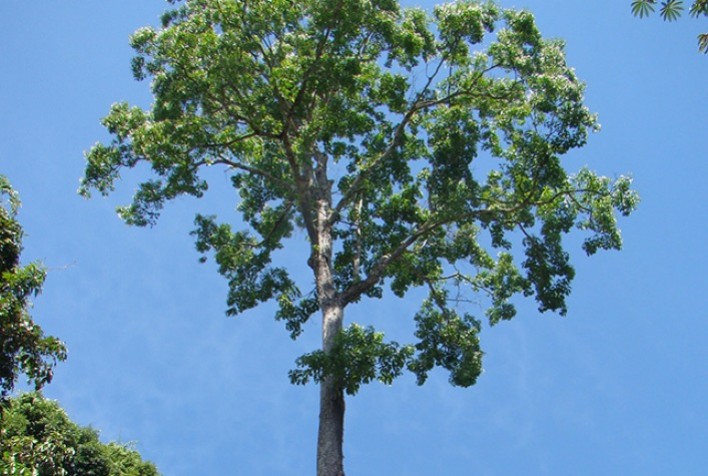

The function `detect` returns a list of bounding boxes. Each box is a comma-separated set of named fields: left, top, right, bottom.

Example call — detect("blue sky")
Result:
left=1, top=1, right=706, bottom=475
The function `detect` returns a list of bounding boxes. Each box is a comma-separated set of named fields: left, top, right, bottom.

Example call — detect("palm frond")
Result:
left=698, top=33, right=708, bottom=53
left=689, top=0, right=708, bottom=17
left=660, top=0, right=685, bottom=21
left=632, top=0, right=657, bottom=17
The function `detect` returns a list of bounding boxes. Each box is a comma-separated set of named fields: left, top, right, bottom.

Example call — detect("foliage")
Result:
left=0, top=393, right=160, bottom=476
left=290, top=324, right=414, bottom=395
left=631, top=0, right=708, bottom=52
left=0, top=176, right=66, bottom=398
left=81, top=0, right=638, bottom=459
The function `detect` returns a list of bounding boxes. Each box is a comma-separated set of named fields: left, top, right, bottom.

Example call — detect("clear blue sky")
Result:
left=1, top=1, right=706, bottom=475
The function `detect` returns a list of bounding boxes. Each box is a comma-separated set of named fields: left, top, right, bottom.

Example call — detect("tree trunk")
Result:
left=316, top=298, right=345, bottom=475
left=314, top=233, right=345, bottom=475
left=311, top=148, right=345, bottom=475
left=317, top=381, right=345, bottom=475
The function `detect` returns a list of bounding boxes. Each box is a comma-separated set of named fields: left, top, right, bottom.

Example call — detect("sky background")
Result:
left=1, top=1, right=706, bottom=475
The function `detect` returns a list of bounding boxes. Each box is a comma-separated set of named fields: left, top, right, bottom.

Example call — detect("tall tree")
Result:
left=631, top=0, right=708, bottom=52
left=81, top=1, right=638, bottom=474
left=0, top=175, right=66, bottom=399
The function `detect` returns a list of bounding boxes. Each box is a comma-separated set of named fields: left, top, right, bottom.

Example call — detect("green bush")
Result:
left=0, top=393, right=159, bottom=476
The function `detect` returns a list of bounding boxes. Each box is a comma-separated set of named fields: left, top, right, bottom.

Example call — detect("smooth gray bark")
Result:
left=312, top=153, right=346, bottom=476
left=316, top=305, right=345, bottom=476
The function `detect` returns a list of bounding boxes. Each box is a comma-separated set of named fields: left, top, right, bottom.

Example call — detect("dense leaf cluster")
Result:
left=1, top=393, right=160, bottom=476
left=82, top=0, right=638, bottom=394
left=290, top=324, right=413, bottom=395
left=0, top=176, right=66, bottom=398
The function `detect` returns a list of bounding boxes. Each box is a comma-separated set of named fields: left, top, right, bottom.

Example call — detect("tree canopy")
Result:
left=631, top=0, right=708, bottom=52
left=81, top=1, right=638, bottom=473
left=1, top=392, right=160, bottom=476
left=0, top=175, right=66, bottom=398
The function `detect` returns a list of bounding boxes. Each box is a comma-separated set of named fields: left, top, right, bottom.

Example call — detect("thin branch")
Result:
left=339, top=181, right=608, bottom=305
left=204, top=155, right=294, bottom=191
left=281, top=133, right=318, bottom=245
left=287, top=26, right=333, bottom=122
left=517, top=223, right=532, bottom=240
left=340, top=217, right=442, bottom=305
left=480, top=187, right=601, bottom=216
left=197, top=131, right=260, bottom=149
left=257, top=200, right=295, bottom=247
left=330, top=63, right=503, bottom=223
left=352, top=195, right=363, bottom=281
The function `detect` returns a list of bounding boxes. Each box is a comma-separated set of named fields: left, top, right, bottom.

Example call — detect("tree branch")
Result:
left=330, top=63, right=502, bottom=224
left=340, top=218, right=442, bottom=305
left=257, top=200, right=295, bottom=247
left=338, top=181, right=607, bottom=305
left=200, top=155, right=294, bottom=192
left=281, top=133, right=318, bottom=246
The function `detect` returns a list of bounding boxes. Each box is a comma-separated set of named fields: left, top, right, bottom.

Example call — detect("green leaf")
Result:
left=289, top=324, right=414, bottom=395
left=660, top=0, right=685, bottom=21
left=689, top=0, right=708, bottom=16
left=1, top=176, right=67, bottom=397
left=0, top=393, right=160, bottom=475
left=632, top=0, right=657, bottom=17
left=699, top=32, right=708, bottom=52
left=407, top=295, right=483, bottom=387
